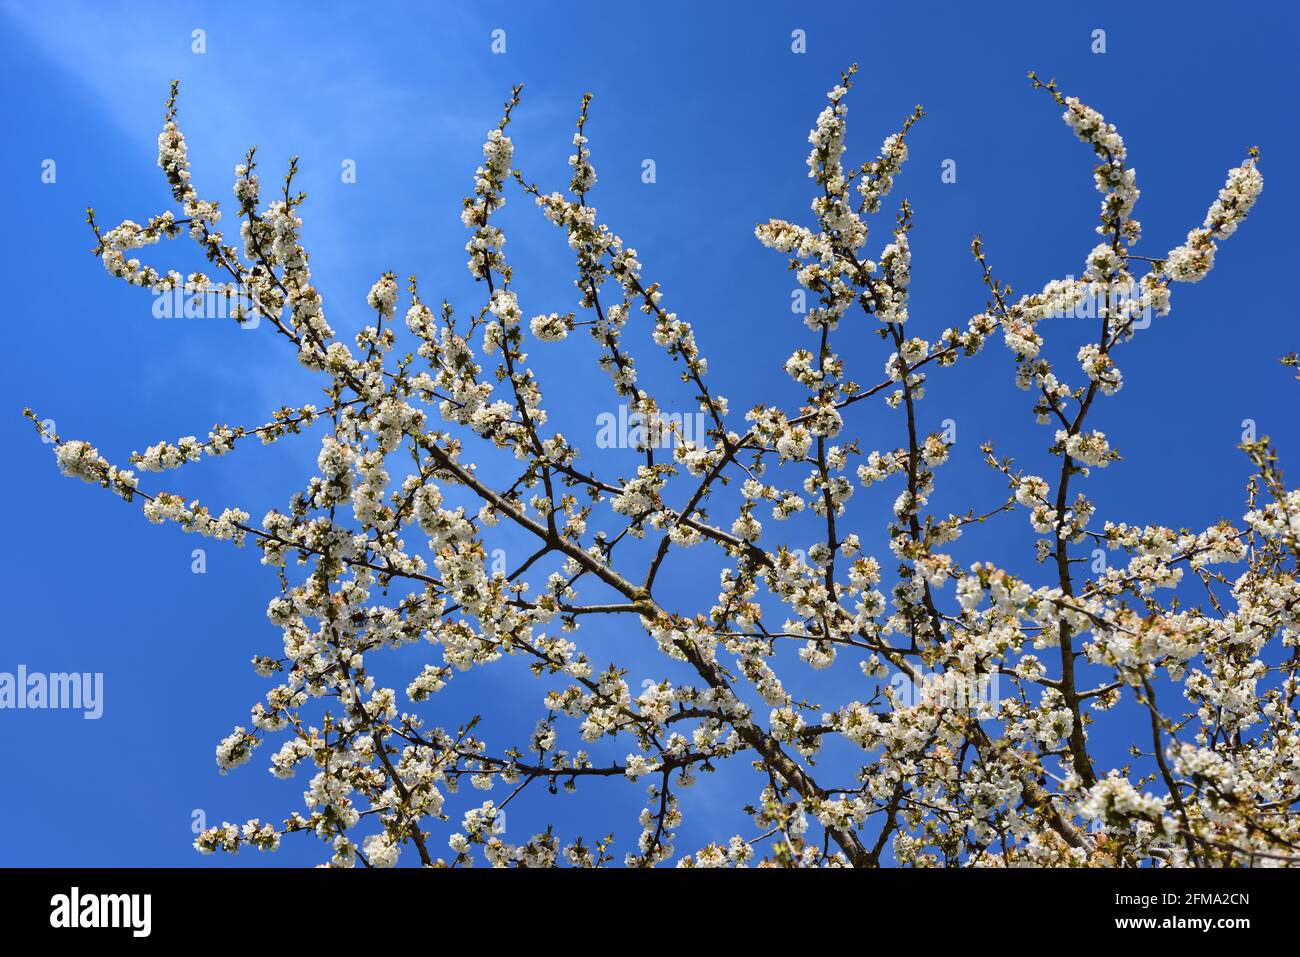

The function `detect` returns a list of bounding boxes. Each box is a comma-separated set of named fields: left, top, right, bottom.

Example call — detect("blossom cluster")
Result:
left=30, top=67, right=1296, bottom=870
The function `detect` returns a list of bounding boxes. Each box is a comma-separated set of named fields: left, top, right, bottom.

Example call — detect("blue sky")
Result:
left=1, top=1, right=1296, bottom=866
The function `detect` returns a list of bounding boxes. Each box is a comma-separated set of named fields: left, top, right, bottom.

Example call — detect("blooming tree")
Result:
left=29, top=65, right=1296, bottom=868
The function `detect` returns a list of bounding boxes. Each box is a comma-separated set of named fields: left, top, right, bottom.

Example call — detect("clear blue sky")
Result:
left=2, top=1, right=1296, bottom=866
